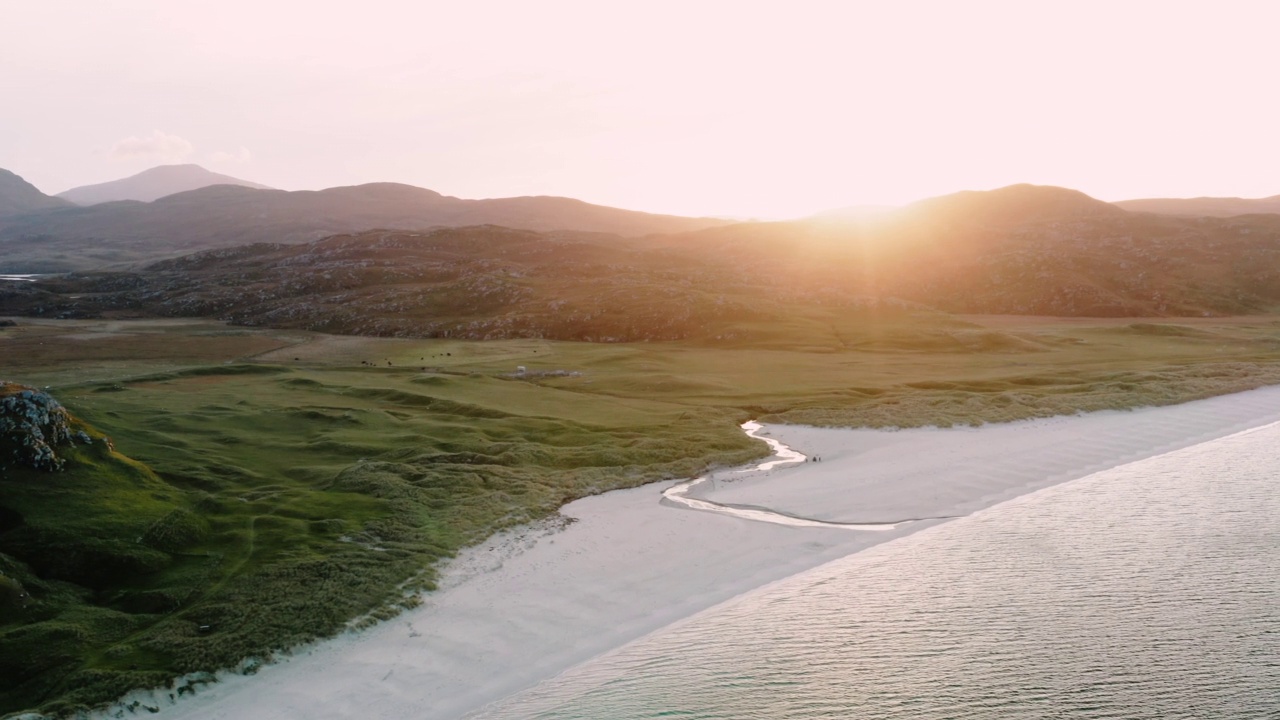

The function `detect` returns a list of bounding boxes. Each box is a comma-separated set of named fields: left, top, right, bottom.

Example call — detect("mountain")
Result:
left=674, top=185, right=1280, bottom=316
left=12, top=184, right=1280, bottom=337
left=0, top=181, right=734, bottom=272
left=1114, top=195, right=1280, bottom=217
left=901, top=184, right=1127, bottom=226
left=809, top=184, right=1123, bottom=225
left=0, top=169, right=72, bottom=218
left=56, top=164, right=273, bottom=205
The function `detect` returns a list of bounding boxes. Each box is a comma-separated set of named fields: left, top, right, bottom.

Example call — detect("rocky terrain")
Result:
left=3, top=226, right=776, bottom=342
left=0, top=382, right=93, bottom=472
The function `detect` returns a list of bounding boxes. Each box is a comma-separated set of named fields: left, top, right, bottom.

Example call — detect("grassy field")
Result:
left=246, top=308, right=1280, bottom=427
left=2, top=311, right=1280, bottom=716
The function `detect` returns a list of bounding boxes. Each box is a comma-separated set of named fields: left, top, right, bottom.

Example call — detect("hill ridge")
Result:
left=0, top=177, right=734, bottom=272
left=0, top=169, right=73, bottom=218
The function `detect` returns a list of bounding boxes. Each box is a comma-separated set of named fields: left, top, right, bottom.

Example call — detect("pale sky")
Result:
left=3, top=1, right=1279, bottom=219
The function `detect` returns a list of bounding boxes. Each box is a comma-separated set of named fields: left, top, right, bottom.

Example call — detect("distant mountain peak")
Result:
left=57, top=164, right=273, bottom=205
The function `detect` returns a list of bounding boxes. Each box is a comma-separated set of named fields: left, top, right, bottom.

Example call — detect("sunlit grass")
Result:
left=0, top=354, right=760, bottom=716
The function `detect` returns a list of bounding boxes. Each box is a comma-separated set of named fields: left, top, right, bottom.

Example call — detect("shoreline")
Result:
left=88, top=385, right=1280, bottom=720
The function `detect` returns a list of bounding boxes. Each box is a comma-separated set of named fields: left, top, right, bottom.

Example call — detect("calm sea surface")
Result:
left=470, top=422, right=1280, bottom=719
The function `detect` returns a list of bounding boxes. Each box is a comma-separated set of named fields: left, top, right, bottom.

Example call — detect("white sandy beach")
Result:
left=91, top=386, right=1280, bottom=720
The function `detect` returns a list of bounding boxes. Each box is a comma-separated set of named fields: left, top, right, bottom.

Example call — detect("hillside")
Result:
left=903, top=183, right=1127, bottom=226
left=658, top=186, right=1280, bottom=317
left=0, top=169, right=72, bottom=218
left=10, top=185, right=1280, bottom=338
left=5, top=226, right=771, bottom=342
left=0, top=356, right=762, bottom=717
left=0, top=180, right=734, bottom=273
left=56, top=164, right=273, bottom=205
left=1114, top=195, right=1280, bottom=217
left=1, top=382, right=198, bottom=713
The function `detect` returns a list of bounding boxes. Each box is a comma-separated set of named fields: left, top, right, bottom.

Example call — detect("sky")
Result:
left=3, top=1, right=1279, bottom=219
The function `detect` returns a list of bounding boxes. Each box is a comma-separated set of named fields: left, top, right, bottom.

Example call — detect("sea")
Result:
left=469, top=422, right=1280, bottom=719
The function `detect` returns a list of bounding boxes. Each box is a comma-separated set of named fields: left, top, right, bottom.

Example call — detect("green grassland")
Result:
left=2, top=310, right=1280, bottom=716
left=247, top=308, right=1280, bottom=427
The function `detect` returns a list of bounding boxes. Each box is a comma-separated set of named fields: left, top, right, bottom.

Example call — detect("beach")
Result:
left=93, top=385, right=1280, bottom=720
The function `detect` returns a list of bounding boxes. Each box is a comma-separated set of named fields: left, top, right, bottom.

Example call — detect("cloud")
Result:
left=207, top=146, right=253, bottom=164
left=110, top=130, right=195, bottom=162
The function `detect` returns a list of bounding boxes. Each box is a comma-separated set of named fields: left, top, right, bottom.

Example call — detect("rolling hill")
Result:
left=0, top=176, right=734, bottom=272
left=10, top=185, right=1280, bottom=338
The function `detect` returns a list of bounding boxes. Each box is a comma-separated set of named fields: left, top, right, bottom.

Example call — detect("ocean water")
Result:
left=470, top=422, right=1280, bottom=719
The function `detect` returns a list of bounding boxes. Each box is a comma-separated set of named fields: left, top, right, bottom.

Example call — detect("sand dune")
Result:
left=94, top=386, right=1280, bottom=720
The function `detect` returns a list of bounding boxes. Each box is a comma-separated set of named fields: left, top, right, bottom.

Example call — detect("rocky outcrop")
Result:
left=0, top=383, right=92, bottom=472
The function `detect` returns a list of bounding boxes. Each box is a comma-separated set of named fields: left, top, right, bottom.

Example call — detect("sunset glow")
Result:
left=5, top=0, right=1280, bottom=217
left=7, top=3, right=1280, bottom=718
